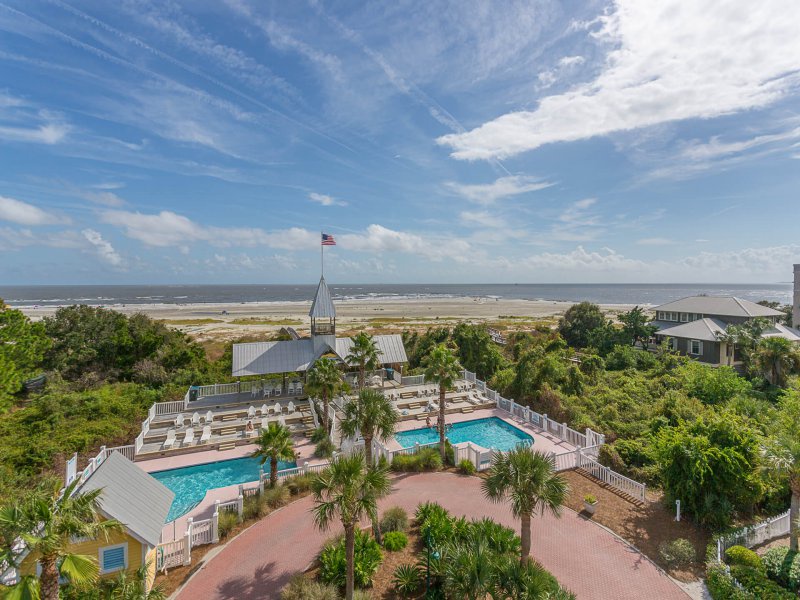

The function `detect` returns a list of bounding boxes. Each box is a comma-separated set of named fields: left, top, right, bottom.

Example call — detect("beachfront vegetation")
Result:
left=482, top=447, right=569, bottom=563
left=252, top=423, right=296, bottom=488
left=340, top=388, right=397, bottom=467
left=345, top=332, right=381, bottom=389
left=423, top=343, right=462, bottom=461
left=306, top=358, right=346, bottom=433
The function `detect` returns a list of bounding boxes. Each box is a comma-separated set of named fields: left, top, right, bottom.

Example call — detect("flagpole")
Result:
left=321, top=231, right=324, bottom=277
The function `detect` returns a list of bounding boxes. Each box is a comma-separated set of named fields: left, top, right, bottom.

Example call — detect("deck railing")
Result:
left=575, top=452, right=646, bottom=502
left=716, top=510, right=791, bottom=560
left=153, top=400, right=187, bottom=416
left=156, top=538, right=189, bottom=571
left=401, top=374, right=425, bottom=386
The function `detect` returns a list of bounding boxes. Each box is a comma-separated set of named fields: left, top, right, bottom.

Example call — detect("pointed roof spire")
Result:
left=309, top=276, right=336, bottom=319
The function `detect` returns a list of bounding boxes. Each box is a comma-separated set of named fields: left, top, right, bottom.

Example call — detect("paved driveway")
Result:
left=176, top=472, right=687, bottom=600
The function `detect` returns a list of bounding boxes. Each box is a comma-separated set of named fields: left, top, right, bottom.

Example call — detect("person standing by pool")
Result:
left=426, top=414, right=431, bottom=429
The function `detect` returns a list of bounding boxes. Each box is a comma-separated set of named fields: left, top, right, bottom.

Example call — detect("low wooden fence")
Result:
left=716, top=510, right=792, bottom=560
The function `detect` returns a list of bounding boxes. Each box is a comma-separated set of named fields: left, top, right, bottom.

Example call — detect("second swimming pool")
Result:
left=151, top=456, right=297, bottom=522
left=393, top=417, right=532, bottom=452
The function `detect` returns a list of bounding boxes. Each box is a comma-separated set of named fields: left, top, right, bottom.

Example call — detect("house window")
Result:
left=690, top=340, right=703, bottom=355
left=657, top=311, right=665, bottom=320
left=100, top=543, right=128, bottom=574
left=671, top=338, right=679, bottom=351
left=680, top=313, right=688, bottom=322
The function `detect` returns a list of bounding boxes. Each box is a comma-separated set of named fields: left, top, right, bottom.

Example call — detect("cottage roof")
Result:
left=653, top=296, right=782, bottom=318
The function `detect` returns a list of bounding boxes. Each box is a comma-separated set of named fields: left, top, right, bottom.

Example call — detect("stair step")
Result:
left=218, top=442, right=236, bottom=451
left=220, top=428, right=237, bottom=436
left=222, top=414, right=238, bottom=421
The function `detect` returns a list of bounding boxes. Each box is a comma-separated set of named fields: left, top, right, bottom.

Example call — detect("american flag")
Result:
left=321, top=233, right=336, bottom=246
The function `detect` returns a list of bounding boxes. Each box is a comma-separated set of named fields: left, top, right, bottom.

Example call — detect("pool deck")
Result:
left=386, top=407, right=577, bottom=456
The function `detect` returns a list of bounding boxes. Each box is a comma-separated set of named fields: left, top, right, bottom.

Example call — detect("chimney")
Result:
left=794, top=264, right=800, bottom=328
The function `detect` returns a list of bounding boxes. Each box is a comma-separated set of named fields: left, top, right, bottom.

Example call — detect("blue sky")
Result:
left=1, top=0, right=799, bottom=285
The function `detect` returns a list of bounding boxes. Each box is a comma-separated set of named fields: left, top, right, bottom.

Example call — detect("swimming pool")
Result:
left=151, top=456, right=297, bottom=522
left=394, top=417, right=532, bottom=452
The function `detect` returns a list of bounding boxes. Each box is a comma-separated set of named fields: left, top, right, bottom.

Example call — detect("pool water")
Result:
left=151, top=456, right=297, bottom=522
left=394, top=417, right=532, bottom=452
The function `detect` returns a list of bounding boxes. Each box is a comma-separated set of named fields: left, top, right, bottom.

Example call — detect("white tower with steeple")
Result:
left=310, top=276, right=336, bottom=354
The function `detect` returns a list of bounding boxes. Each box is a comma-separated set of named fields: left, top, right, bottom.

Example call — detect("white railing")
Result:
left=134, top=432, right=144, bottom=454
left=716, top=509, right=791, bottom=560
left=273, top=461, right=331, bottom=483
left=463, top=369, right=477, bottom=383
left=153, top=400, right=186, bottom=416
left=308, top=398, right=320, bottom=428
left=401, top=374, right=425, bottom=386
left=453, top=442, right=493, bottom=471
left=329, top=404, right=337, bottom=442
left=190, top=517, right=215, bottom=546
left=156, top=538, right=188, bottom=571
left=389, top=440, right=440, bottom=459
left=106, top=445, right=135, bottom=462
left=576, top=452, right=646, bottom=502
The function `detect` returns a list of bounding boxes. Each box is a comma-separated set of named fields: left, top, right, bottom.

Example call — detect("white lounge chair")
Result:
left=205, top=410, right=213, bottom=423
left=192, top=412, right=200, bottom=426
left=261, top=417, right=269, bottom=430
left=200, top=425, right=212, bottom=444
left=273, top=402, right=281, bottom=414
left=163, top=429, right=176, bottom=449
left=287, top=401, right=295, bottom=414
left=263, top=388, right=271, bottom=398
left=260, top=403, right=268, bottom=415
left=174, top=413, right=185, bottom=428
left=183, top=427, right=195, bottom=446
left=247, top=406, right=256, bottom=418
left=296, top=384, right=304, bottom=395
left=278, top=415, right=286, bottom=427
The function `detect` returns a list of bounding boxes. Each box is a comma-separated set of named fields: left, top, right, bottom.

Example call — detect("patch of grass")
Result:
left=230, top=317, right=302, bottom=326
left=158, top=318, right=223, bottom=325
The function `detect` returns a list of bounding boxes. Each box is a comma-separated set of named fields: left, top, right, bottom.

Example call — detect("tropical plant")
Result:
left=379, top=507, right=408, bottom=533
left=751, top=337, right=800, bottom=388
left=311, top=452, right=391, bottom=600
left=345, top=332, right=382, bottom=389
left=490, top=555, right=576, bottom=600
left=482, top=447, right=569, bottom=563
left=458, top=459, right=476, bottom=475
left=617, top=306, right=658, bottom=349
left=391, top=447, right=442, bottom=472
left=383, top=531, right=408, bottom=552
left=307, top=358, right=345, bottom=432
left=340, top=388, right=397, bottom=467
left=252, top=422, right=296, bottom=488
left=763, top=546, right=800, bottom=590
left=392, top=564, right=421, bottom=596
left=423, top=344, right=462, bottom=461
left=0, top=301, right=50, bottom=412
left=101, top=561, right=166, bottom=600
left=319, top=529, right=382, bottom=589
left=441, top=536, right=496, bottom=599
left=280, top=574, right=341, bottom=600
left=769, top=391, right=800, bottom=551
left=0, top=479, right=122, bottom=600
left=217, top=510, right=238, bottom=538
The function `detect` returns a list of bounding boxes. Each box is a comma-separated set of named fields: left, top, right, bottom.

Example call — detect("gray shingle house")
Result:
left=651, top=296, right=800, bottom=366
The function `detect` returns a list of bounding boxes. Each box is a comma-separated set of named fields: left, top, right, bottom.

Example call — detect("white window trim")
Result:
left=680, top=313, right=688, bottom=322
left=99, top=542, right=128, bottom=575
left=689, top=339, right=703, bottom=356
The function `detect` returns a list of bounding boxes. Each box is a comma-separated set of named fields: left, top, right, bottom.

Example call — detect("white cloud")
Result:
left=81, top=229, right=124, bottom=267
left=445, top=175, right=552, bottom=205
left=538, top=55, right=585, bottom=87
left=0, top=196, right=62, bottom=225
left=339, top=224, right=472, bottom=262
left=0, top=227, right=85, bottom=250
left=636, top=237, right=675, bottom=246
left=100, top=209, right=319, bottom=250
left=459, top=210, right=507, bottom=229
left=0, top=122, right=70, bottom=145
left=518, top=245, right=646, bottom=271
left=309, top=192, right=347, bottom=207
left=679, top=244, right=800, bottom=276
left=80, top=190, right=126, bottom=207
left=438, top=0, right=800, bottom=160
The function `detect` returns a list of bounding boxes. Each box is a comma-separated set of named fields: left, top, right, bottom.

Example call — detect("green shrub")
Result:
left=725, top=546, right=763, bottom=572
left=383, top=531, right=408, bottom=552
left=763, top=546, right=800, bottom=590
left=218, top=510, right=239, bottom=538
left=705, top=563, right=750, bottom=600
left=315, top=436, right=336, bottom=458
left=444, top=439, right=455, bottom=466
left=583, top=494, right=597, bottom=504
left=242, top=493, right=260, bottom=520
left=391, top=447, right=442, bottom=472
left=320, top=529, right=383, bottom=589
left=310, top=426, right=328, bottom=444
left=285, top=473, right=314, bottom=496
left=263, top=484, right=289, bottom=509
left=280, top=574, right=340, bottom=600
left=658, top=538, right=695, bottom=567
left=457, top=459, right=475, bottom=475
left=730, top=565, right=796, bottom=599
left=380, top=506, right=408, bottom=533
left=393, top=564, right=421, bottom=596
left=352, top=592, right=372, bottom=600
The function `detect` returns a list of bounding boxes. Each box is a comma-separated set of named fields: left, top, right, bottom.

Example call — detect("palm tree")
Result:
left=751, top=337, right=800, bottom=388
left=306, top=358, right=345, bottom=433
left=423, top=344, right=462, bottom=461
left=0, top=479, right=122, bottom=600
left=340, top=388, right=397, bottom=467
left=345, top=332, right=381, bottom=389
left=769, top=392, right=800, bottom=551
left=482, top=448, right=568, bottom=564
left=252, top=423, right=296, bottom=488
left=311, top=452, right=391, bottom=600
left=490, top=555, right=576, bottom=600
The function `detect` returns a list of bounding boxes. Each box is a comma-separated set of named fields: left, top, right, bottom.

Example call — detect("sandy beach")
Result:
left=18, top=297, right=638, bottom=343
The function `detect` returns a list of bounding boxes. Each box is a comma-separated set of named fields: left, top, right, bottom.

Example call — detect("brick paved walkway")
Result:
left=176, top=472, right=687, bottom=600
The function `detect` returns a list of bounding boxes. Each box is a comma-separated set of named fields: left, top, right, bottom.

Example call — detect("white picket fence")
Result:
left=156, top=538, right=189, bottom=571
left=401, top=374, right=426, bottom=386
left=716, top=510, right=792, bottom=560
left=575, top=451, right=647, bottom=502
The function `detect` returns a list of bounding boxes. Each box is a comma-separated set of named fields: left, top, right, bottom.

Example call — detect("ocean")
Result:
left=0, top=283, right=792, bottom=307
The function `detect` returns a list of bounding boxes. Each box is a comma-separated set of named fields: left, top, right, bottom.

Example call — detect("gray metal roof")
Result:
left=653, top=296, right=782, bottom=318
left=232, top=334, right=408, bottom=376
left=654, top=318, right=728, bottom=342
left=762, top=324, right=800, bottom=342
left=336, top=334, right=408, bottom=365
left=80, top=452, right=174, bottom=547
left=309, top=277, right=336, bottom=319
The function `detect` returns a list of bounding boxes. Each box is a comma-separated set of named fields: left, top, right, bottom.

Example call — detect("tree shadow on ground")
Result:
left=216, top=561, right=283, bottom=599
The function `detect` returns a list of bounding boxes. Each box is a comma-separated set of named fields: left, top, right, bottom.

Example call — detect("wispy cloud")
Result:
left=438, top=0, right=800, bottom=160
left=445, top=175, right=552, bottom=205
left=636, top=237, right=675, bottom=246
left=81, top=228, right=123, bottom=267
left=309, top=192, right=348, bottom=207
left=0, top=195, right=63, bottom=225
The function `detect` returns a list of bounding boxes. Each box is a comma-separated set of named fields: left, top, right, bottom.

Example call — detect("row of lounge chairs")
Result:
left=250, top=383, right=304, bottom=398
left=162, top=414, right=292, bottom=449
left=174, top=402, right=300, bottom=428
